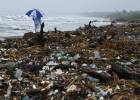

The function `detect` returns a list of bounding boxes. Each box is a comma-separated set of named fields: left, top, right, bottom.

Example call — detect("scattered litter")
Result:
left=0, top=24, right=140, bottom=99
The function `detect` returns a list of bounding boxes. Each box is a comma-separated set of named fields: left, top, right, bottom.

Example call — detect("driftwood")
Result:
left=111, top=63, right=140, bottom=83
left=80, top=67, right=112, bottom=82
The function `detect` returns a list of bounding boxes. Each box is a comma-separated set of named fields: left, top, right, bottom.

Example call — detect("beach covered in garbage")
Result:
left=0, top=24, right=140, bottom=100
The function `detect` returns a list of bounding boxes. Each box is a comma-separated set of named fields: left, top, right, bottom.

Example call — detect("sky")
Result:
left=0, top=0, right=140, bottom=15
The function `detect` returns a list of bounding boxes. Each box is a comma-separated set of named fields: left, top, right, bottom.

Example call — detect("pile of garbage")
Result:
left=0, top=24, right=140, bottom=100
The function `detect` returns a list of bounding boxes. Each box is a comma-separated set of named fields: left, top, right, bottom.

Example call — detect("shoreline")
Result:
left=0, top=22, right=133, bottom=40
left=0, top=22, right=140, bottom=42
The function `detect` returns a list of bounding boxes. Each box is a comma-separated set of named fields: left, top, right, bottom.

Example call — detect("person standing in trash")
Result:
left=26, top=9, right=43, bottom=33
left=33, top=16, right=42, bottom=33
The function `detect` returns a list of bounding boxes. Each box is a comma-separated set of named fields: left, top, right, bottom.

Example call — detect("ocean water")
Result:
left=0, top=14, right=111, bottom=37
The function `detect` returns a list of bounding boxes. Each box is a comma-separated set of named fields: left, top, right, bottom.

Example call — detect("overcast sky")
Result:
left=0, top=0, right=140, bottom=15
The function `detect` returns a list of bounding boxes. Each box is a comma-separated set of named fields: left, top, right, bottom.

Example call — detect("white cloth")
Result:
left=33, top=17, right=41, bottom=32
